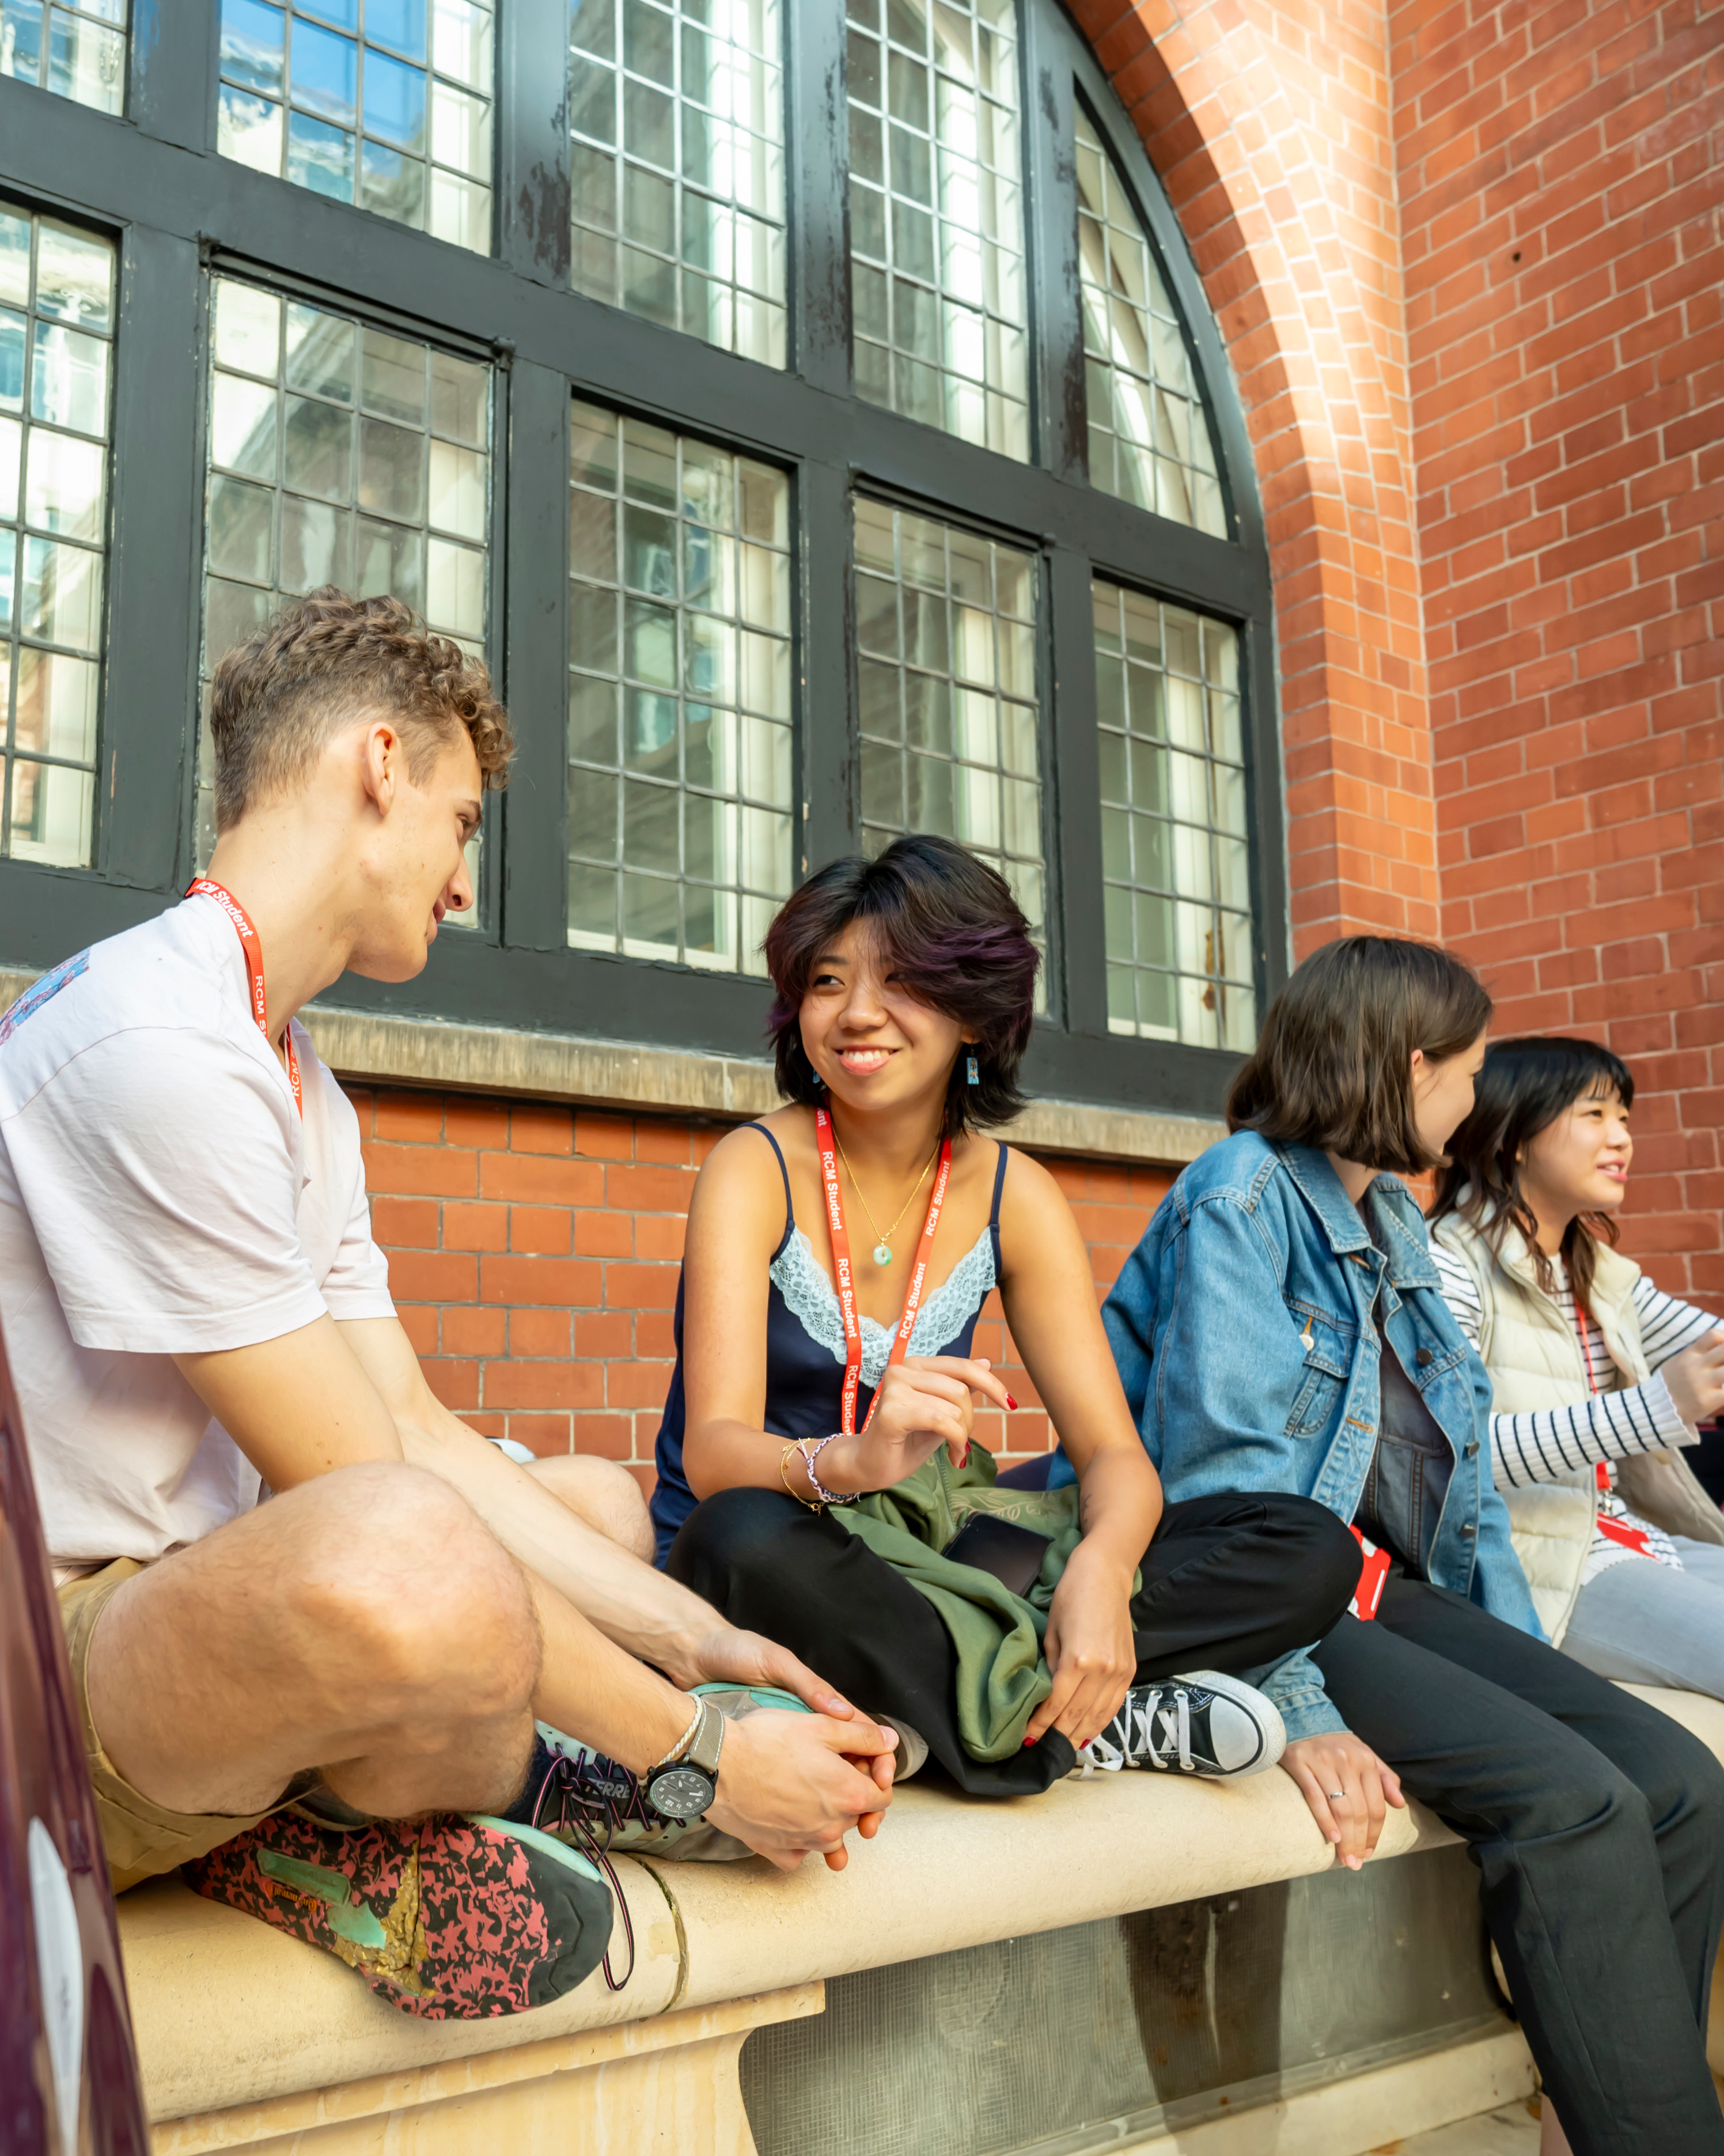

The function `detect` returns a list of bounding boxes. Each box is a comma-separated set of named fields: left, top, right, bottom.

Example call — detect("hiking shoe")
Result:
left=181, top=1809, right=612, bottom=2018
left=1074, top=1671, right=1286, bottom=1780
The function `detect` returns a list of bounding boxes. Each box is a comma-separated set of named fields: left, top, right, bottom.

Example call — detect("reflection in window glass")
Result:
left=854, top=498, right=1043, bottom=997
left=1076, top=105, right=1223, bottom=535
left=1093, top=577, right=1253, bottom=1050
left=569, top=0, right=786, bottom=369
left=566, top=399, right=793, bottom=973
left=0, top=206, right=114, bottom=865
left=847, top=0, right=1025, bottom=458
left=217, top=0, right=494, bottom=254
left=0, top=0, right=126, bottom=115
left=197, top=276, right=491, bottom=911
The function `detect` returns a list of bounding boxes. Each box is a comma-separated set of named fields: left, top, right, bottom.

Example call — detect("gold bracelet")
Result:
left=780, top=1442, right=824, bottom=1513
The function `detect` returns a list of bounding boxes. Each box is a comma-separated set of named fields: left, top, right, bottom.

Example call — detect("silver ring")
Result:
left=1326, top=1790, right=1346, bottom=1801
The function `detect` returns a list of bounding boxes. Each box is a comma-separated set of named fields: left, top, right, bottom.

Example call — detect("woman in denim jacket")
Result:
left=1096, top=938, right=1724, bottom=2156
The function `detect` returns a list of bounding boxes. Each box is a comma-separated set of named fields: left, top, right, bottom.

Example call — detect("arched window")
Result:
left=0, top=0, right=1280, bottom=1112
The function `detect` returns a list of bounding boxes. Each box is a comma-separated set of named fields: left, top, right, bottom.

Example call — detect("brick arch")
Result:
left=1071, top=0, right=1438, bottom=954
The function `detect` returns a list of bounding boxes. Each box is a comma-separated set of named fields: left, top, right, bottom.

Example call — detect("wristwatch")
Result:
left=645, top=1697, right=726, bottom=1821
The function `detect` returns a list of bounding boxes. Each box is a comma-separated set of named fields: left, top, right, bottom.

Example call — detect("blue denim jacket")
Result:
left=1053, top=1132, right=1541, bottom=1741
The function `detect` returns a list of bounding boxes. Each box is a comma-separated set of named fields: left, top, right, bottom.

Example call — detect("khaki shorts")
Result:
left=58, top=1559, right=309, bottom=1894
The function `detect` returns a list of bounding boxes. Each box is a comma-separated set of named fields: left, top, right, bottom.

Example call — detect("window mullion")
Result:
left=798, top=456, right=858, bottom=875
left=104, top=226, right=203, bottom=891
left=1047, top=542, right=1106, bottom=1038
left=499, top=358, right=567, bottom=951
left=1020, top=0, right=1082, bottom=485
left=131, top=0, right=217, bottom=151
left=787, top=0, right=849, bottom=399
left=498, top=0, right=571, bottom=288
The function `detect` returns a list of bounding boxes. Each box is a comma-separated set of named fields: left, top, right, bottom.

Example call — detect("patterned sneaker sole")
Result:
left=183, top=1810, right=612, bottom=2018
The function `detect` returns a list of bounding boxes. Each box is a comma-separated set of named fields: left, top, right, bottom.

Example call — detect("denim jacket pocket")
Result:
left=1283, top=1308, right=1352, bottom=1438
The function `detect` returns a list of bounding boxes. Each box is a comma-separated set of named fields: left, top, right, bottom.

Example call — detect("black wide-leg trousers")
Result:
left=668, top=1485, right=1360, bottom=1795
left=1313, top=1573, right=1724, bottom=2156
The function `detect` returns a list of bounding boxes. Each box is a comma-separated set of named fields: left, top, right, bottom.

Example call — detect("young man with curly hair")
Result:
left=0, top=589, right=893, bottom=2018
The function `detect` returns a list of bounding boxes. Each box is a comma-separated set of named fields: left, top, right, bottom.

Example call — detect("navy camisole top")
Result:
left=649, top=1126, right=1010, bottom=1566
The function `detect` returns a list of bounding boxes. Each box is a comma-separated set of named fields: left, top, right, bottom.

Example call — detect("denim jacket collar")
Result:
left=1274, top=1144, right=1441, bottom=1294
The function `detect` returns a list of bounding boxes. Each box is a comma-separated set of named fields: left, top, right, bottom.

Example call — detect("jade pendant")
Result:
left=872, top=1242, right=893, bottom=1266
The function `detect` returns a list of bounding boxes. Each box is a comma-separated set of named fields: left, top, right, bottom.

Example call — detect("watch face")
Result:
left=647, top=1765, right=716, bottom=1821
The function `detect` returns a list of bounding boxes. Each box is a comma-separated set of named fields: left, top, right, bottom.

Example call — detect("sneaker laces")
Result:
left=529, top=1750, right=641, bottom=1990
left=1077, top=1685, right=1193, bottom=1777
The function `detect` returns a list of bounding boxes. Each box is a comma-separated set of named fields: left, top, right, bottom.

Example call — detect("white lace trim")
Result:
left=770, top=1224, right=998, bottom=1385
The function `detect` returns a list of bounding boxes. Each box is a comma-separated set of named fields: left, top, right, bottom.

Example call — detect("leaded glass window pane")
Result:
left=197, top=275, right=492, bottom=919
left=0, top=205, right=115, bottom=865
left=217, top=0, right=495, bottom=255
left=847, top=0, right=1026, bottom=459
left=569, top=0, right=787, bottom=369
left=1076, top=105, right=1223, bottom=535
left=567, top=398, right=793, bottom=973
left=1093, top=576, right=1253, bottom=1049
left=0, top=0, right=127, bottom=116
left=855, top=497, right=1044, bottom=999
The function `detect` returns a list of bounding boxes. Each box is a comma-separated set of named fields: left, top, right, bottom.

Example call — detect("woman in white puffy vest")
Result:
left=1431, top=1035, right=1724, bottom=1697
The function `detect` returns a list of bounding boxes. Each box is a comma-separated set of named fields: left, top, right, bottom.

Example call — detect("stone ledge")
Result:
left=0, top=967, right=1227, bottom=1167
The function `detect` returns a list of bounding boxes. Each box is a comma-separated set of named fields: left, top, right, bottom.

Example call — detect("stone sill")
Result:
left=0, top=967, right=1225, bottom=1167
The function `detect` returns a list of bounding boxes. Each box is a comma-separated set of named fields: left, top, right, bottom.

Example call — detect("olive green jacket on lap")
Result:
left=837, top=1447, right=1113, bottom=1761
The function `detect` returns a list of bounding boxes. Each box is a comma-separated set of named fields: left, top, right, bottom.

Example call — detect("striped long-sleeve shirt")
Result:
left=1430, top=1242, right=1721, bottom=1581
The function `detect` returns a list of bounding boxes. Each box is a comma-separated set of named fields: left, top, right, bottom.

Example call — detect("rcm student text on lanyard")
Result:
left=186, top=878, right=304, bottom=1121
left=814, top=1106, right=950, bottom=1438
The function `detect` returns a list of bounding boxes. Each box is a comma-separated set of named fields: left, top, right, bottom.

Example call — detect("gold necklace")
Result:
left=832, top=1132, right=941, bottom=1268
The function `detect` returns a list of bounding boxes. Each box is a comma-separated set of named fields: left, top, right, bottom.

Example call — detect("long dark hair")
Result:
left=1227, top=936, right=1493, bottom=1175
left=1432, top=1036, right=1635, bottom=1314
left=763, top=835, right=1039, bottom=1137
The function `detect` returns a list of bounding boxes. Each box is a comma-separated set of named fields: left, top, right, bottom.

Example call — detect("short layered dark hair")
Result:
left=763, top=834, right=1039, bottom=1136
left=1227, top=936, right=1493, bottom=1174
left=209, top=587, right=513, bottom=831
left=1433, top=1035, right=1634, bottom=1314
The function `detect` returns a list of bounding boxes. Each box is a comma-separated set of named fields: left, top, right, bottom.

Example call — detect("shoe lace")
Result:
left=1078, top=1686, right=1193, bottom=1776
left=529, top=1751, right=645, bottom=1991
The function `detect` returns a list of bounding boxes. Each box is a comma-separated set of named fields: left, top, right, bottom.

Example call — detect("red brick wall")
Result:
left=1396, top=0, right=1724, bottom=1295
left=351, top=1087, right=1172, bottom=1485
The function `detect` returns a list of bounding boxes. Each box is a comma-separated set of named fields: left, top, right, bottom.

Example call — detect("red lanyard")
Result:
left=186, top=878, right=303, bottom=1119
left=1575, top=1303, right=1609, bottom=1496
left=814, top=1106, right=952, bottom=1436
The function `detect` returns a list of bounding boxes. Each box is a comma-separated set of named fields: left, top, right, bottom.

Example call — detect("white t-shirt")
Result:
left=0, top=894, right=396, bottom=1566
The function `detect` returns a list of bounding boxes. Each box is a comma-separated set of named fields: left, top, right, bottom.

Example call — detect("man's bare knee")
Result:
left=528, top=1454, right=654, bottom=1564
left=281, top=1465, right=541, bottom=1718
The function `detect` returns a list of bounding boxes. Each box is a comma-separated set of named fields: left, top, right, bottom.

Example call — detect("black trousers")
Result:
left=1314, top=1574, right=1724, bottom=2156
left=668, top=1485, right=1361, bottom=1795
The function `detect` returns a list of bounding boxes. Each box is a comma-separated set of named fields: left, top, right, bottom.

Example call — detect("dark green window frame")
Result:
left=0, top=0, right=1281, bottom=1120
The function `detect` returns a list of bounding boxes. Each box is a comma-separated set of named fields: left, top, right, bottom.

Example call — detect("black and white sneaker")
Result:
left=1074, top=1671, right=1285, bottom=1780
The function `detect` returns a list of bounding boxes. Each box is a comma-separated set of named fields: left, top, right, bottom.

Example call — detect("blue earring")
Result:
left=966, top=1054, right=980, bottom=1086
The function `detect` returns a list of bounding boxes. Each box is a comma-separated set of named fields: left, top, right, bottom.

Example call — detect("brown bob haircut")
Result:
left=763, top=834, right=1040, bottom=1137
left=1227, top=936, right=1493, bottom=1175
left=208, top=587, right=513, bottom=833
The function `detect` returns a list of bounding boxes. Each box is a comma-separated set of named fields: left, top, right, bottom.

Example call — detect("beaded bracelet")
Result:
left=798, top=1433, right=858, bottom=1508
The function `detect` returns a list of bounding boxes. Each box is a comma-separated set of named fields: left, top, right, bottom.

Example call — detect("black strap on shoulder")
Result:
left=745, top=1122, right=795, bottom=1254
left=988, top=1138, right=1010, bottom=1227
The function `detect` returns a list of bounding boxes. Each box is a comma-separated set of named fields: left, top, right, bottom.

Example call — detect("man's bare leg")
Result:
left=525, top=1453, right=654, bottom=1564
left=86, top=1462, right=540, bottom=1822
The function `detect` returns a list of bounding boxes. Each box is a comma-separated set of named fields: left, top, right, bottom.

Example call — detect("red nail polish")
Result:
left=1005, top=1395, right=1018, bottom=1410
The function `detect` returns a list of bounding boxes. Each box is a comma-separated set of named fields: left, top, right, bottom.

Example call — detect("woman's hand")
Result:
left=821, top=1355, right=1013, bottom=1493
left=1280, top=1731, right=1405, bottom=1869
left=1025, top=1543, right=1136, bottom=1749
left=1661, top=1332, right=1724, bottom=1427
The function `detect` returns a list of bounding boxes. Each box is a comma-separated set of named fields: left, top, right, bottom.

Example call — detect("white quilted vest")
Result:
left=1432, top=1211, right=1724, bottom=1646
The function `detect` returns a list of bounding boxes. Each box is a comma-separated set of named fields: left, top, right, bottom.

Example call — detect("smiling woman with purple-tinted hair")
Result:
left=647, top=834, right=1359, bottom=1802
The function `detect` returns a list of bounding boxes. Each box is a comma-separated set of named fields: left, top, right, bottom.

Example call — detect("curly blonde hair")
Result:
left=208, top=587, right=513, bottom=831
